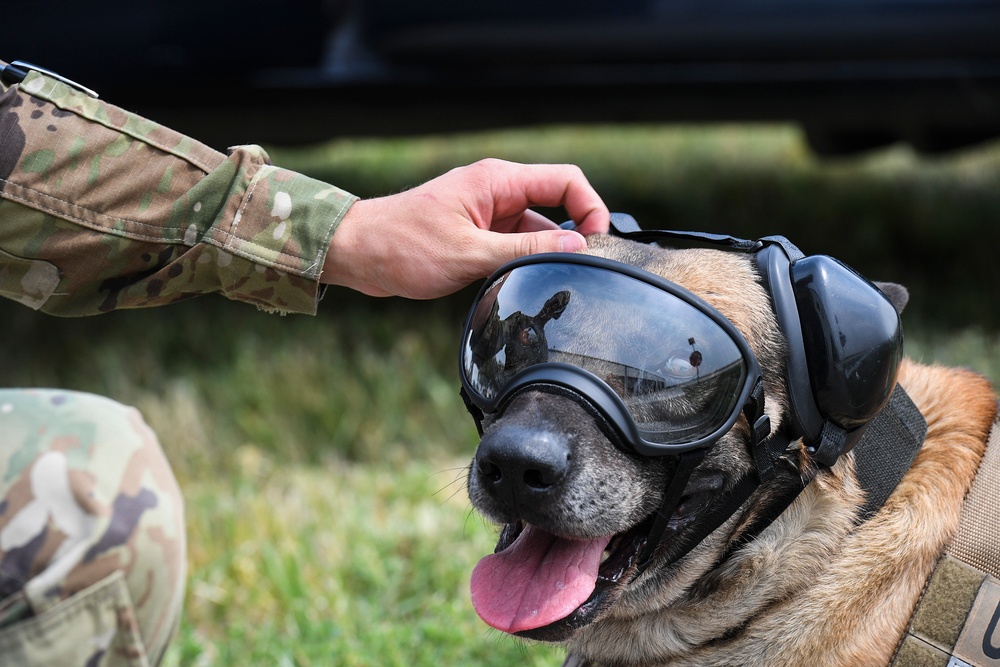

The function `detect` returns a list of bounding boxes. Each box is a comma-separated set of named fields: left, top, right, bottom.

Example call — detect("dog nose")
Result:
left=475, top=425, right=572, bottom=501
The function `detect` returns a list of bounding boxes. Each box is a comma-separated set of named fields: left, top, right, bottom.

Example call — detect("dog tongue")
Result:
left=470, top=524, right=613, bottom=633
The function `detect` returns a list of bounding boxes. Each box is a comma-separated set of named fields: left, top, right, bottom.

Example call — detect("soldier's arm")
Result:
left=1, top=63, right=611, bottom=316
left=0, top=64, right=356, bottom=316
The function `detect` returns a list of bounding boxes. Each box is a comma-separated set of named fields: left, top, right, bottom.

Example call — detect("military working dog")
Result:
left=461, top=232, right=998, bottom=667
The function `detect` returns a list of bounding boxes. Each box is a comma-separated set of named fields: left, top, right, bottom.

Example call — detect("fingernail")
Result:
left=559, top=232, right=586, bottom=253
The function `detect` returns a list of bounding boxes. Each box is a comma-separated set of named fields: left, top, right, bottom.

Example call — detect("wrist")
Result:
left=321, top=198, right=390, bottom=295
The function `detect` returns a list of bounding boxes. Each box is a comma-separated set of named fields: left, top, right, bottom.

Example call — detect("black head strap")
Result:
left=570, top=213, right=766, bottom=252
left=460, top=386, right=486, bottom=436
left=636, top=449, right=707, bottom=568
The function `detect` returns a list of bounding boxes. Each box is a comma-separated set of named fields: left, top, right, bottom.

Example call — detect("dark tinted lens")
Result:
left=462, top=263, right=748, bottom=445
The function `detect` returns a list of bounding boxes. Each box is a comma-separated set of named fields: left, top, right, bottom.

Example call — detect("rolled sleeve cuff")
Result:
left=202, top=145, right=358, bottom=314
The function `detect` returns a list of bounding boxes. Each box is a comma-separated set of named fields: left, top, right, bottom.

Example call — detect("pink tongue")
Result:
left=470, top=524, right=613, bottom=633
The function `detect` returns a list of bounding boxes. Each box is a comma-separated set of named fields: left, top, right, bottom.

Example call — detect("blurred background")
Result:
left=8, top=0, right=1000, bottom=153
left=4, top=2, right=1000, bottom=665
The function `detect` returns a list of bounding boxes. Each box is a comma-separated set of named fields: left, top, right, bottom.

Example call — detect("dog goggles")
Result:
left=460, top=254, right=766, bottom=457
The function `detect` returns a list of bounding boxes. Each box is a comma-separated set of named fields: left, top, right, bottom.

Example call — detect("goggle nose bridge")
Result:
left=465, top=362, right=651, bottom=456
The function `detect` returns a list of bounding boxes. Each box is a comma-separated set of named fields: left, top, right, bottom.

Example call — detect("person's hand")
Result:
left=321, top=159, right=610, bottom=298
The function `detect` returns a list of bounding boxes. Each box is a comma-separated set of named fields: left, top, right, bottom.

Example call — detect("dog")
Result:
left=463, top=232, right=998, bottom=666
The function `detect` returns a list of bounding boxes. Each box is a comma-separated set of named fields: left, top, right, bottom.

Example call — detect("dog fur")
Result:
left=466, top=234, right=998, bottom=666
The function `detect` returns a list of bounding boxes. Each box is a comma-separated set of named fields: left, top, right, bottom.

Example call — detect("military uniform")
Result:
left=0, top=61, right=357, bottom=664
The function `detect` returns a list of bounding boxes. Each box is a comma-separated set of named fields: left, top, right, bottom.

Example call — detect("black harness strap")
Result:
left=638, top=384, right=927, bottom=583
left=723, top=385, right=927, bottom=560
left=852, top=384, right=928, bottom=523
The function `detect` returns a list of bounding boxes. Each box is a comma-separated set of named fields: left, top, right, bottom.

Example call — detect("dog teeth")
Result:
left=600, top=532, right=629, bottom=569
left=495, top=522, right=524, bottom=553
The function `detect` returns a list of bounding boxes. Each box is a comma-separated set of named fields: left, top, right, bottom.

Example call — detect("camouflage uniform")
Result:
left=0, top=61, right=358, bottom=664
left=0, top=390, right=185, bottom=666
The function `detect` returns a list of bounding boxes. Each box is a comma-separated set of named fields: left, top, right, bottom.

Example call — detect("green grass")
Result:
left=163, top=459, right=563, bottom=667
left=2, top=296, right=476, bottom=478
left=3, top=124, right=999, bottom=666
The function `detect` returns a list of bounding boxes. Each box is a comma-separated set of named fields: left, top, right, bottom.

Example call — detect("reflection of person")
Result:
left=0, top=61, right=609, bottom=665
left=467, top=290, right=572, bottom=397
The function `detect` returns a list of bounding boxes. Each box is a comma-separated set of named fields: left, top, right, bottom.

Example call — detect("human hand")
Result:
left=321, top=159, right=610, bottom=299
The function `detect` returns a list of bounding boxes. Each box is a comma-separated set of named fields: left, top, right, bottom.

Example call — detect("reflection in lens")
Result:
left=464, top=280, right=571, bottom=399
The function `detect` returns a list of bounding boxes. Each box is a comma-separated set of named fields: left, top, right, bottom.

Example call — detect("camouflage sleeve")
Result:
left=0, top=65, right=358, bottom=316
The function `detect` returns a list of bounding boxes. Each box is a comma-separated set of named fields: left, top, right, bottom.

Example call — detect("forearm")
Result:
left=0, top=66, right=356, bottom=316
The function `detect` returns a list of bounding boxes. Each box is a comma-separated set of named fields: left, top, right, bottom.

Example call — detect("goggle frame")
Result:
left=459, top=252, right=767, bottom=457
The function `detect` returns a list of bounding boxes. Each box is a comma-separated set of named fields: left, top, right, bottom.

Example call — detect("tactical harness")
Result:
left=892, top=411, right=1000, bottom=667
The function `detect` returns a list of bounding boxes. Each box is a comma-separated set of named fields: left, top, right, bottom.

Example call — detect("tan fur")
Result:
left=771, top=362, right=997, bottom=666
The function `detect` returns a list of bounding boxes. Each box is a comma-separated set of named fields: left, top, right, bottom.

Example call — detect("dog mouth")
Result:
left=469, top=516, right=652, bottom=641
left=469, top=483, right=721, bottom=641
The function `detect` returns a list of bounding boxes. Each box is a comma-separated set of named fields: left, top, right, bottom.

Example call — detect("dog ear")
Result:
left=537, top=290, right=571, bottom=324
left=875, top=282, right=909, bottom=315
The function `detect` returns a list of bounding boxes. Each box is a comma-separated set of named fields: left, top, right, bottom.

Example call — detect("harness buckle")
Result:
left=809, top=420, right=849, bottom=468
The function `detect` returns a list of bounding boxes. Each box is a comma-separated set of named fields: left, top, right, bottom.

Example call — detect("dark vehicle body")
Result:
left=7, top=0, right=1000, bottom=152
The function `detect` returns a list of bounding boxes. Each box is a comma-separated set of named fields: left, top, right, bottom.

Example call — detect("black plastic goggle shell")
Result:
left=459, top=253, right=766, bottom=457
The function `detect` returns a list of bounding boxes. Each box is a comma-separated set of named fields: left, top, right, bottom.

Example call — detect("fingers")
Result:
left=514, top=162, right=609, bottom=233
left=475, top=159, right=611, bottom=235
left=471, top=227, right=588, bottom=273
left=514, top=209, right=562, bottom=233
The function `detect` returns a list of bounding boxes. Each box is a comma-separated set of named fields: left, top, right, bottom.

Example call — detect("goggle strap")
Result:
left=459, top=387, right=485, bottom=436
left=616, top=228, right=765, bottom=252
left=808, top=420, right=849, bottom=468
left=636, top=428, right=796, bottom=574
left=577, top=213, right=763, bottom=250
left=636, top=449, right=708, bottom=568
left=745, top=377, right=766, bottom=420
left=655, top=454, right=800, bottom=578
left=743, top=378, right=771, bottom=444
left=719, top=452, right=817, bottom=563
left=689, top=471, right=763, bottom=560
left=752, top=427, right=794, bottom=483
left=638, top=465, right=761, bottom=576
left=601, top=214, right=809, bottom=265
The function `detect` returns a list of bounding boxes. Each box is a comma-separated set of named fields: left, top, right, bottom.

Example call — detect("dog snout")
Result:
left=475, top=424, right=572, bottom=503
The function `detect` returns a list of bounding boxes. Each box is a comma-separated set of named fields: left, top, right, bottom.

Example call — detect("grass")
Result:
left=2, top=124, right=999, bottom=665
left=164, top=458, right=564, bottom=667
